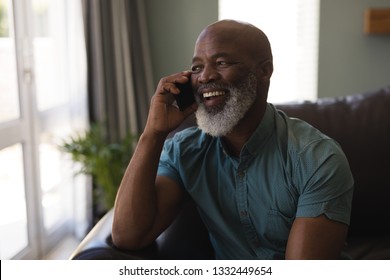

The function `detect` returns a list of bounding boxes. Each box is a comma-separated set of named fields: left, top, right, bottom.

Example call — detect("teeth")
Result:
left=203, top=91, right=225, bottom=98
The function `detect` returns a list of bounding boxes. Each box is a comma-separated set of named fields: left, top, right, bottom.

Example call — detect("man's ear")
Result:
left=256, top=60, right=273, bottom=81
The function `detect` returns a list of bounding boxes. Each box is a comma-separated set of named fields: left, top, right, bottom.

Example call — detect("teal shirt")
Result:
left=158, top=104, right=354, bottom=259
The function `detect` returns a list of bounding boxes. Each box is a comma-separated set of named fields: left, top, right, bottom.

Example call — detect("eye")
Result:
left=217, top=60, right=228, bottom=66
left=217, top=60, right=238, bottom=68
left=191, top=65, right=202, bottom=73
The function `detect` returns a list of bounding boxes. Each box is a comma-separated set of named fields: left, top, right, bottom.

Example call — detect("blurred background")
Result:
left=1, top=0, right=389, bottom=260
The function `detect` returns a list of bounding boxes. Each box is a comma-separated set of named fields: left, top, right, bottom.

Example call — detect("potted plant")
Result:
left=60, top=123, right=137, bottom=214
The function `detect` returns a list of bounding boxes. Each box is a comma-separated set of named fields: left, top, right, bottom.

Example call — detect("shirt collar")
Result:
left=215, top=103, right=276, bottom=159
left=241, top=103, right=275, bottom=157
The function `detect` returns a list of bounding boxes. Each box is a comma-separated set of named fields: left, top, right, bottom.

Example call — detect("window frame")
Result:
left=0, top=0, right=90, bottom=259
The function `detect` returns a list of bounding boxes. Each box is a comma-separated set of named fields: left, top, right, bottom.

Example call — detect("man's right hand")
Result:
left=145, top=71, right=198, bottom=137
left=112, top=71, right=196, bottom=250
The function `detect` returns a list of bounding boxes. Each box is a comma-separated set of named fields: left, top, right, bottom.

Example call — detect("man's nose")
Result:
left=198, top=65, right=220, bottom=84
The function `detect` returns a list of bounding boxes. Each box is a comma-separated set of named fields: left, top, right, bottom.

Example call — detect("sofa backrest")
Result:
left=276, top=86, right=390, bottom=236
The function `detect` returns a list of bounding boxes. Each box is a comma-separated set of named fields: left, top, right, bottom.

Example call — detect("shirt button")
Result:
left=240, top=210, right=247, bottom=217
left=237, top=171, right=245, bottom=177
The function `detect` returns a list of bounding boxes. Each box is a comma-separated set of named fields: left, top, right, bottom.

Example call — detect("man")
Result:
left=112, top=20, right=354, bottom=259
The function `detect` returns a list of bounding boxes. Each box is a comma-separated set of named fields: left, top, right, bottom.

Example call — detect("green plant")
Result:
left=0, top=0, right=10, bottom=37
left=60, top=124, right=137, bottom=211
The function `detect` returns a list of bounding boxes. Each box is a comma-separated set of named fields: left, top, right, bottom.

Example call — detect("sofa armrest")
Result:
left=70, top=198, right=215, bottom=260
left=70, top=209, right=159, bottom=260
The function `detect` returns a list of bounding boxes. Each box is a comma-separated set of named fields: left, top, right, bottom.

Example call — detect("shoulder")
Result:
left=279, top=109, right=353, bottom=193
left=275, top=108, right=352, bottom=185
left=164, top=127, right=215, bottom=155
left=276, top=109, right=341, bottom=156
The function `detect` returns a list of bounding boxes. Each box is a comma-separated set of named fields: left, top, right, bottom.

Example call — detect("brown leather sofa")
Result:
left=70, top=86, right=390, bottom=260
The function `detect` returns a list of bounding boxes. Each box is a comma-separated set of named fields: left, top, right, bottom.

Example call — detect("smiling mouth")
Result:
left=202, top=91, right=225, bottom=100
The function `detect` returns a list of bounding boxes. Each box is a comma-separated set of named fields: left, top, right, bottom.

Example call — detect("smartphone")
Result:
left=174, top=81, right=196, bottom=111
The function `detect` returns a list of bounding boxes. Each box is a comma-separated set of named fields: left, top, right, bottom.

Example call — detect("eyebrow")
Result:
left=192, top=52, right=232, bottom=64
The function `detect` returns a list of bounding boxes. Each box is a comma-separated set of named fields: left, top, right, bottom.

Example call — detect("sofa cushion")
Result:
left=344, top=236, right=390, bottom=259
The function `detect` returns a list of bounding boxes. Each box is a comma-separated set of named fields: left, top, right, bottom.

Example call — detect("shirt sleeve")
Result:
left=293, top=138, right=354, bottom=225
left=157, top=138, right=184, bottom=187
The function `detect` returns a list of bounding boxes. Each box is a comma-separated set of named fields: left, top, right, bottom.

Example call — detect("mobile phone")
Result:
left=174, top=81, right=196, bottom=111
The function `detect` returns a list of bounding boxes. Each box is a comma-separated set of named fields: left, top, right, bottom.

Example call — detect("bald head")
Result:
left=196, top=20, right=273, bottom=65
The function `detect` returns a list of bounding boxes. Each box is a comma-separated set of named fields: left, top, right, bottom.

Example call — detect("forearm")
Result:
left=112, top=130, right=167, bottom=249
left=285, top=215, right=348, bottom=259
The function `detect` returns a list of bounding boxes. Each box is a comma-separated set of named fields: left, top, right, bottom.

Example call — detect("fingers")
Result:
left=146, top=71, right=196, bottom=134
left=157, top=71, right=192, bottom=95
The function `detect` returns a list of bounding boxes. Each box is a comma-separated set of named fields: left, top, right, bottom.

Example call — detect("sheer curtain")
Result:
left=82, top=0, right=154, bottom=141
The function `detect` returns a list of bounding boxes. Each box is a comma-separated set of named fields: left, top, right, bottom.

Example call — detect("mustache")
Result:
left=196, top=83, right=232, bottom=95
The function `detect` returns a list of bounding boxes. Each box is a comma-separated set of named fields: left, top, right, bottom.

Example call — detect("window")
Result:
left=0, top=144, right=28, bottom=259
left=0, top=0, right=19, bottom=122
left=219, top=0, right=320, bottom=103
left=0, top=0, right=89, bottom=259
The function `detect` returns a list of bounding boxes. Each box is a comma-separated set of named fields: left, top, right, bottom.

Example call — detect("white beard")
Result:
left=195, top=73, right=258, bottom=137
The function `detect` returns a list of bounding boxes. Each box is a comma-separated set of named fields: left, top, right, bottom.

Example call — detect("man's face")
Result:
left=191, top=30, right=258, bottom=136
left=195, top=73, right=257, bottom=137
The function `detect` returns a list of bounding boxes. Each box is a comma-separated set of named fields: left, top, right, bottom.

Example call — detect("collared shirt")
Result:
left=158, top=103, right=354, bottom=259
